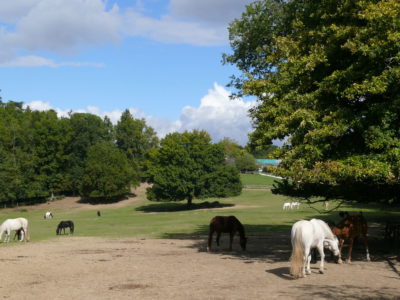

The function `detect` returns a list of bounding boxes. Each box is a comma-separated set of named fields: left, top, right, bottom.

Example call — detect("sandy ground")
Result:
left=1, top=234, right=399, bottom=300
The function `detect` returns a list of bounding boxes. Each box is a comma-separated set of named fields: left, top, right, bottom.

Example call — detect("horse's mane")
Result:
left=311, top=219, right=335, bottom=240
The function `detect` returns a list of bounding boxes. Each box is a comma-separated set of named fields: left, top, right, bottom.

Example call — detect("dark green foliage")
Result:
left=0, top=97, right=154, bottom=206
left=146, top=130, right=242, bottom=206
left=80, top=142, right=139, bottom=200
left=225, top=0, right=400, bottom=203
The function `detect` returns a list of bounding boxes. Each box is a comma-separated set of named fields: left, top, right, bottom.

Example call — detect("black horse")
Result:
left=56, top=220, right=74, bottom=235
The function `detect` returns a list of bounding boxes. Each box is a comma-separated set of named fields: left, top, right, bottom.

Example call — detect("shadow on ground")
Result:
left=280, top=284, right=400, bottom=299
left=78, top=193, right=137, bottom=204
left=135, top=201, right=234, bottom=213
left=162, top=222, right=400, bottom=266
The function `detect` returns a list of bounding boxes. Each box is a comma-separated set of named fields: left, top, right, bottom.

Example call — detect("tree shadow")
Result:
left=135, top=201, right=234, bottom=213
left=280, top=284, right=399, bottom=300
left=78, top=192, right=136, bottom=205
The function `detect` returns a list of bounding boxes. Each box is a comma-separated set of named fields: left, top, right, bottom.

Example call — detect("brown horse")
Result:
left=207, top=216, right=247, bottom=251
left=331, top=212, right=370, bottom=263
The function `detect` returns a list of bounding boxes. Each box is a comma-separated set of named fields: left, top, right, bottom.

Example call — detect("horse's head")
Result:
left=240, top=237, right=248, bottom=251
left=324, top=237, right=340, bottom=256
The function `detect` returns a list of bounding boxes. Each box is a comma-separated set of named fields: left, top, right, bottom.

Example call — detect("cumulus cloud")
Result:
left=23, top=83, right=256, bottom=145
left=0, top=0, right=251, bottom=66
left=169, top=0, right=253, bottom=25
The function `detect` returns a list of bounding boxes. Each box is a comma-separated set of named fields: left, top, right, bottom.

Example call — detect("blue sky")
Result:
left=0, top=0, right=256, bottom=145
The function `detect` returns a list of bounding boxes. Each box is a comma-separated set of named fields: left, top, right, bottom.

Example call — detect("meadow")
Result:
left=0, top=174, right=399, bottom=244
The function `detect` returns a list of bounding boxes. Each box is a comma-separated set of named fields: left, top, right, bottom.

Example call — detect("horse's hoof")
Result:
left=306, top=270, right=311, bottom=275
left=319, top=270, right=324, bottom=274
left=338, top=259, right=343, bottom=264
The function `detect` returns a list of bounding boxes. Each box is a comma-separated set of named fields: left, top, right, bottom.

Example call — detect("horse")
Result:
left=44, top=211, right=53, bottom=219
left=56, top=220, right=74, bottom=235
left=291, top=202, right=300, bottom=209
left=0, top=218, right=29, bottom=242
left=207, top=216, right=247, bottom=252
left=283, top=202, right=291, bottom=210
left=290, top=219, right=339, bottom=278
left=331, top=212, right=370, bottom=263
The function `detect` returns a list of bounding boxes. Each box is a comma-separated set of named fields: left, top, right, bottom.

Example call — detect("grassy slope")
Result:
left=0, top=174, right=399, bottom=243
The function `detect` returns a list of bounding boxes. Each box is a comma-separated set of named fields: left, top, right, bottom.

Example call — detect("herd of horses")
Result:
left=0, top=212, right=75, bottom=242
left=0, top=206, right=371, bottom=280
left=207, top=211, right=370, bottom=279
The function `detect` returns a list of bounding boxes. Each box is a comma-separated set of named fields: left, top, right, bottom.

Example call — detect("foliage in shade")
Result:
left=146, top=130, right=242, bottom=206
left=224, top=0, right=400, bottom=203
left=80, top=142, right=139, bottom=200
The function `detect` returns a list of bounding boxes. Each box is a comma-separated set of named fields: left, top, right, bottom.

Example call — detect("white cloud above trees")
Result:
left=24, top=83, right=256, bottom=145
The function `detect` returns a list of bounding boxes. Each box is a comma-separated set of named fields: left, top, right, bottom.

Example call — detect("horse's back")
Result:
left=210, top=216, right=242, bottom=232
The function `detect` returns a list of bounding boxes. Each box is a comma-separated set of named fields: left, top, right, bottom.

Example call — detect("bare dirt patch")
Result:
left=1, top=236, right=399, bottom=299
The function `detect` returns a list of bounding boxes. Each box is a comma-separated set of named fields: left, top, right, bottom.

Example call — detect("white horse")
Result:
left=44, top=211, right=53, bottom=219
left=0, top=218, right=29, bottom=242
left=290, top=219, right=339, bottom=278
left=291, top=202, right=300, bottom=209
left=283, top=202, right=291, bottom=210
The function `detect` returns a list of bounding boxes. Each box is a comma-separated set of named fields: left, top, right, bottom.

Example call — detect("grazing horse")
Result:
left=56, top=220, right=74, bottom=235
left=331, top=212, right=370, bottom=263
left=290, top=219, right=339, bottom=278
left=44, top=211, right=53, bottom=219
left=291, top=202, right=300, bottom=209
left=283, top=202, right=291, bottom=210
left=0, top=218, right=29, bottom=242
left=207, top=216, right=247, bottom=252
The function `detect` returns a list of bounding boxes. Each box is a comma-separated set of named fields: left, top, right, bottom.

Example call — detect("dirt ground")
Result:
left=0, top=234, right=399, bottom=299
left=1, top=186, right=400, bottom=299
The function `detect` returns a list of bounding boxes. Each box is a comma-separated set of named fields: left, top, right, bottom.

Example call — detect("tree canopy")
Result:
left=225, top=0, right=400, bottom=203
left=146, top=130, right=242, bottom=206
left=0, top=99, right=157, bottom=205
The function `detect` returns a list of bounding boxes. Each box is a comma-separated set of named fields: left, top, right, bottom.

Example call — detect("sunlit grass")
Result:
left=0, top=174, right=398, bottom=243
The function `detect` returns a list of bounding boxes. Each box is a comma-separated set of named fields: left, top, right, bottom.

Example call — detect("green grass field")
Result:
left=0, top=174, right=399, bottom=243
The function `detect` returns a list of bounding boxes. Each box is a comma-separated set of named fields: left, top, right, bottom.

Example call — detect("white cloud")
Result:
left=23, top=83, right=256, bottom=145
left=169, top=0, right=253, bottom=25
left=0, top=0, right=251, bottom=66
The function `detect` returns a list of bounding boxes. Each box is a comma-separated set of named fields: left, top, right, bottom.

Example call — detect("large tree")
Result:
left=225, top=0, right=400, bottom=202
left=146, top=130, right=242, bottom=206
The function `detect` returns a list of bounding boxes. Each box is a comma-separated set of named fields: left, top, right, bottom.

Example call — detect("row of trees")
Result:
left=0, top=100, right=245, bottom=206
left=0, top=101, right=157, bottom=205
left=225, top=0, right=400, bottom=203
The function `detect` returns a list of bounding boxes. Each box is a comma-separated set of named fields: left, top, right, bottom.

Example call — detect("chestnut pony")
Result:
left=331, top=212, right=370, bottom=263
left=207, top=216, right=247, bottom=251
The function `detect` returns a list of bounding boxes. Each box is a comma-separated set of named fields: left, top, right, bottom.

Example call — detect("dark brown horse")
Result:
left=207, top=216, right=247, bottom=251
left=331, top=212, right=370, bottom=263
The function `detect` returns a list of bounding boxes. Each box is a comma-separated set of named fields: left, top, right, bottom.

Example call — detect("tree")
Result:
left=147, top=130, right=242, bottom=206
left=235, top=151, right=258, bottom=173
left=64, top=113, right=113, bottom=194
left=225, top=0, right=400, bottom=203
left=115, top=109, right=159, bottom=180
left=80, top=142, right=139, bottom=200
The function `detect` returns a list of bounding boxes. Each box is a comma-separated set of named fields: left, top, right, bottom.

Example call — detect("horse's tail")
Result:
left=290, top=227, right=305, bottom=278
left=24, top=222, right=30, bottom=242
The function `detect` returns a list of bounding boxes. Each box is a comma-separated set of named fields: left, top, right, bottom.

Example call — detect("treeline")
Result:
left=0, top=100, right=254, bottom=207
left=0, top=100, right=157, bottom=206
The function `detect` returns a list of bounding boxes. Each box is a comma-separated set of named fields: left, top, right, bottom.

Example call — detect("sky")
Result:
left=0, top=0, right=257, bottom=145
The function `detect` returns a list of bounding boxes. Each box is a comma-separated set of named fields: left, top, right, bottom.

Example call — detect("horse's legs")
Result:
left=304, top=247, right=311, bottom=276
left=5, top=229, right=10, bottom=243
left=363, top=234, right=371, bottom=261
left=216, top=232, right=221, bottom=247
left=338, top=238, right=345, bottom=264
left=317, top=244, right=325, bottom=274
left=346, top=238, right=354, bottom=263
left=229, top=232, right=235, bottom=251
left=207, top=229, right=214, bottom=252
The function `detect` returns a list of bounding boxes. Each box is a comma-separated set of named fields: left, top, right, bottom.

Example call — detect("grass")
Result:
left=0, top=174, right=399, bottom=244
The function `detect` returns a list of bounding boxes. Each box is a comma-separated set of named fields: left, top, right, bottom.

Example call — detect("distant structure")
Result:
left=256, top=159, right=281, bottom=167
